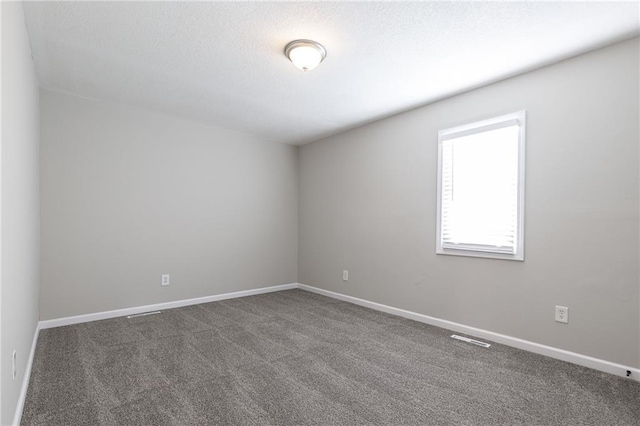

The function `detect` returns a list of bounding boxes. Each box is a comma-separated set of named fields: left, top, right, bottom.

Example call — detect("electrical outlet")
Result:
left=342, top=270, right=349, bottom=281
left=161, top=274, right=170, bottom=286
left=555, top=306, right=569, bottom=323
left=12, top=350, right=17, bottom=380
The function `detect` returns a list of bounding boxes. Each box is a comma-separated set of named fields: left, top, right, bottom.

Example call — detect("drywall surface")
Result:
left=1, top=2, right=41, bottom=424
left=40, top=90, right=298, bottom=320
left=299, top=38, right=640, bottom=367
left=21, top=2, right=639, bottom=144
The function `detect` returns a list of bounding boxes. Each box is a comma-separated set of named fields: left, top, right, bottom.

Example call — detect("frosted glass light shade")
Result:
left=285, top=40, right=327, bottom=72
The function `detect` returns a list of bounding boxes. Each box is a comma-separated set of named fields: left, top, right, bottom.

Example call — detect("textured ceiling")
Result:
left=23, top=1, right=639, bottom=145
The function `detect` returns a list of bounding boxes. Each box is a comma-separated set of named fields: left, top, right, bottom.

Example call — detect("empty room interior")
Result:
left=2, top=1, right=640, bottom=425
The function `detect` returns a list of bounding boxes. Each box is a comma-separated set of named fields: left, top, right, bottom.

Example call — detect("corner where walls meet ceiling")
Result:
left=22, top=1, right=639, bottom=145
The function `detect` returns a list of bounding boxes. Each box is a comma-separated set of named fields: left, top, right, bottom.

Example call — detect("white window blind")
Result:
left=437, top=111, right=525, bottom=260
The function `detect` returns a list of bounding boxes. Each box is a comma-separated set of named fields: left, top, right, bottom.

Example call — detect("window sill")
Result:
left=436, top=248, right=524, bottom=261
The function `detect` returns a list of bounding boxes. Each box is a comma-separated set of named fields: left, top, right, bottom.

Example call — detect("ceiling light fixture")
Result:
left=284, top=39, right=327, bottom=72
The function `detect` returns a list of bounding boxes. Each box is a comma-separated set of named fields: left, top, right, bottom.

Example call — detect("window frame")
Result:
left=436, top=110, right=526, bottom=261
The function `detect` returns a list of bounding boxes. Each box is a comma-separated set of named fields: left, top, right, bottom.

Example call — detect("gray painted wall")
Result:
left=1, top=2, right=41, bottom=424
left=299, top=38, right=640, bottom=367
left=40, top=90, right=298, bottom=320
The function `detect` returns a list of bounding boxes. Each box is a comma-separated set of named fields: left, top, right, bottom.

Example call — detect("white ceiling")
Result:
left=23, top=1, right=639, bottom=145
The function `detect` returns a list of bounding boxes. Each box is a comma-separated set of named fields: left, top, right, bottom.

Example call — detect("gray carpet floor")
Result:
left=21, top=289, right=640, bottom=425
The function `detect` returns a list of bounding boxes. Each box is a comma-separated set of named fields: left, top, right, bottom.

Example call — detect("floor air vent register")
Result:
left=451, top=334, right=491, bottom=348
left=126, top=311, right=162, bottom=319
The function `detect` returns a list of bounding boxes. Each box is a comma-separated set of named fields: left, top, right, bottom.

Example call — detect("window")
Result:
left=436, top=111, right=525, bottom=260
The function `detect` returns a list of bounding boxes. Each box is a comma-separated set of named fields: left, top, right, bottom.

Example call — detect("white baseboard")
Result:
left=298, top=283, right=640, bottom=382
left=12, top=322, right=40, bottom=426
left=14, top=283, right=298, bottom=424
left=17, top=280, right=639, bottom=426
left=39, top=283, right=298, bottom=329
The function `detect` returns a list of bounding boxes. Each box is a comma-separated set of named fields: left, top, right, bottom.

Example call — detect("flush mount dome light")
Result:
left=285, top=39, right=327, bottom=72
